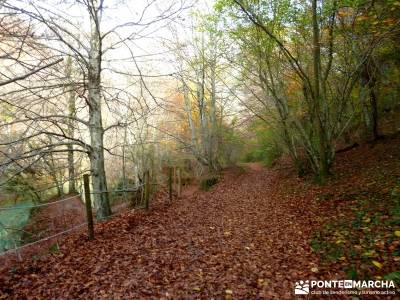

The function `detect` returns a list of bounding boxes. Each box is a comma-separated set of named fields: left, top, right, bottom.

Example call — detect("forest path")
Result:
left=241, top=162, right=265, bottom=172
left=0, top=166, right=324, bottom=299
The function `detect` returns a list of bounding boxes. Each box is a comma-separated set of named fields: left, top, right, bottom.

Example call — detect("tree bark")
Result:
left=312, top=0, right=329, bottom=182
left=88, top=1, right=111, bottom=219
left=66, top=57, right=76, bottom=194
left=360, top=60, right=380, bottom=140
left=197, top=34, right=210, bottom=165
left=209, top=57, right=219, bottom=171
left=370, top=87, right=379, bottom=140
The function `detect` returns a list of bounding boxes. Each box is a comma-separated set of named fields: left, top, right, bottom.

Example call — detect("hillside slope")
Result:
left=1, top=137, right=399, bottom=299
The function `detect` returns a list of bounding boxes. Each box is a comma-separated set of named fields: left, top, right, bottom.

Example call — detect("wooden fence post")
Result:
left=83, top=174, right=94, bottom=240
left=168, top=166, right=173, bottom=202
left=144, top=170, right=150, bottom=211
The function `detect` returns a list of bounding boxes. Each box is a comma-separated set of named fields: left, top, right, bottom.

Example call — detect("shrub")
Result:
left=200, top=176, right=219, bottom=191
left=243, top=121, right=282, bottom=167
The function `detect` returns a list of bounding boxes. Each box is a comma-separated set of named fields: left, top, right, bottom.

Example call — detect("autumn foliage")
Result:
left=0, top=135, right=398, bottom=299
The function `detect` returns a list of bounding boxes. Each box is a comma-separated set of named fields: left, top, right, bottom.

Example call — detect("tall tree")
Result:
left=65, top=57, right=77, bottom=193
left=215, top=0, right=397, bottom=181
left=2, top=0, right=186, bottom=218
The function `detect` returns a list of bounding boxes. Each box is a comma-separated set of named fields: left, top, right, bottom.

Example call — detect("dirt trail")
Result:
left=242, top=162, right=265, bottom=172
left=181, top=183, right=199, bottom=199
left=0, top=166, right=328, bottom=299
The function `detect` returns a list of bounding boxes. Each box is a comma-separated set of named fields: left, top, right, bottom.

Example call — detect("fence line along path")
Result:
left=0, top=172, right=158, bottom=262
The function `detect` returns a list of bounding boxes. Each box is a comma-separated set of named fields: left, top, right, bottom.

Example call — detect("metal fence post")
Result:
left=83, top=174, right=94, bottom=240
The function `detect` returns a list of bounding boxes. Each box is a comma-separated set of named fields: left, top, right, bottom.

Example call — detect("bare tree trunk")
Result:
left=197, top=65, right=209, bottom=162
left=121, top=98, right=132, bottom=199
left=367, top=62, right=380, bottom=141
left=66, top=57, right=76, bottom=193
left=122, top=124, right=128, bottom=201
left=209, top=58, right=219, bottom=171
left=197, top=34, right=211, bottom=167
left=360, top=61, right=380, bottom=141
left=88, top=82, right=111, bottom=219
left=43, top=151, right=63, bottom=197
left=183, top=82, right=197, bottom=149
left=370, top=87, right=379, bottom=140
left=67, top=145, right=75, bottom=193
left=183, top=81, right=209, bottom=166
left=312, top=0, right=329, bottom=182
left=88, top=1, right=111, bottom=219
left=360, top=79, right=372, bottom=134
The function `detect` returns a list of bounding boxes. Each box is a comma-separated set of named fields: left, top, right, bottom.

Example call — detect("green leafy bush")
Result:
left=243, top=121, right=282, bottom=167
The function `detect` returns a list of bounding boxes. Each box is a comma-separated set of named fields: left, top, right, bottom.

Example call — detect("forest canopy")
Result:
left=0, top=0, right=399, bottom=216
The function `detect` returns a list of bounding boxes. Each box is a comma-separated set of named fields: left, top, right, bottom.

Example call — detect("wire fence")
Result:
left=0, top=194, right=80, bottom=210
left=0, top=193, right=85, bottom=261
left=0, top=175, right=150, bottom=264
left=0, top=167, right=180, bottom=265
left=0, top=222, right=87, bottom=260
